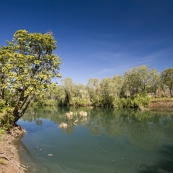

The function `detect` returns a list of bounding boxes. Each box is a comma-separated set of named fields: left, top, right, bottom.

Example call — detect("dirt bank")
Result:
left=148, top=99, right=173, bottom=109
left=0, top=126, right=27, bottom=173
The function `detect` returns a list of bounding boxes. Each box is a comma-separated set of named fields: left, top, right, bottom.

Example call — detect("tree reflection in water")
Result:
left=19, top=107, right=173, bottom=173
left=23, top=107, right=173, bottom=150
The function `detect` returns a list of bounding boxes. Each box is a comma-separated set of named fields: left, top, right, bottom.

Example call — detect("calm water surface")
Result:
left=17, top=107, right=173, bottom=173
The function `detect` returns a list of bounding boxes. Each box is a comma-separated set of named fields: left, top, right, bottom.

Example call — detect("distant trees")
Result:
left=36, top=65, right=173, bottom=108
left=61, top=78, right=74, bottom=105
left=87, top=78, right=100, bottom=106
left=32, top=66, right=173, bottom=109
left=59, top=78, right=91, bottom=107
left=99, top=76, right=124, bottom=107
left=149, top=69, right=161, bottom=96
left=123, top=66, right=160, bottom=97
left=161, top=68, right=173, bottom=97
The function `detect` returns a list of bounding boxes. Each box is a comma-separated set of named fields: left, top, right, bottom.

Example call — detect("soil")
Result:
left=0, top=126, right=28, bottom=173
left=148, top=99, right=173, bottom=109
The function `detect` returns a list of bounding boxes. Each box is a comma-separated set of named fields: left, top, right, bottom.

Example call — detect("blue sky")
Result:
left=0, top=0, right=173, bottom=84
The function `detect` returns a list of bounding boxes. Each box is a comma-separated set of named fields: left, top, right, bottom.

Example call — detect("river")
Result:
left=16, top=107, right=173, bottom=173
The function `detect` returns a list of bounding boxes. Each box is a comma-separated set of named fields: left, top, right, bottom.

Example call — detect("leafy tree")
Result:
left=124, top=66, right=151, bottom=97
left=87, top=78, right=101, bottom=106
left=0, top=30, right=61, bottom=125
left=61, top=78, right=74, bottom=105
left=99, top=76, right=123, bottom=107
left=55, top=86, right=67, bottom=105
left=99, top=78, right=113, bottom=107
left=161, top=68, right=173, bottom=97
left=148, top=68, right=161, bottom=96
left=112, top=75, right=124, bottom=97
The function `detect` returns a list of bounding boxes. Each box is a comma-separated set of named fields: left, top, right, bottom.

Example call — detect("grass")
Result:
left=0, top=128, right=4, bottom=141
left=0, top=158, right=6, bottom=165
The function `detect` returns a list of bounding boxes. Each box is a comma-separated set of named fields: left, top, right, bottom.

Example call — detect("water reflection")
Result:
left=139, top=145, right=173, bottom=173
left=22, top=107, right=173, bottom=150
left=18, top=107, right=173, bottom=173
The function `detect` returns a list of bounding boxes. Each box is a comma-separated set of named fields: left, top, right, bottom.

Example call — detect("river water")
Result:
left=17, top=107, right=173, bottom=173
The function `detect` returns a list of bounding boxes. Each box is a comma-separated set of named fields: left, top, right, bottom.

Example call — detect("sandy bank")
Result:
left=0, top=126, right=27, bottom=173
left=148, top=99, right=173, bottom=109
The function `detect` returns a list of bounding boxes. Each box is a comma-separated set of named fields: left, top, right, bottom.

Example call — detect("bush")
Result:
left=69, top=97, right=92, bottom=107
left=133, top=94, right=150, bottom=108
left=113, top=94, right=150, bottom=108
left=0, top=107, right=15, bottom=130
left=0, top=100, right=6, bottom=111
left=115, top=97, right=134, bottom=108
left=31, top=99, right=58, bottom=107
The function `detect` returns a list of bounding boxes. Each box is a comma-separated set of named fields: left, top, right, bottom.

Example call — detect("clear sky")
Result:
left=0, top=0, right=173, bottom=84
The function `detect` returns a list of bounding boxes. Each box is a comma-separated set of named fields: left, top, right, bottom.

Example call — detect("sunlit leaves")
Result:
left=0, top=29, right=61, bottom=122
left=123, top=65, right=160, bottom=97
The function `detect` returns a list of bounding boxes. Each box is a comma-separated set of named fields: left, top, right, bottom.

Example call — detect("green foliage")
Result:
left=0, top=129, right=4, bottom=135
left=69, top=97, right=91, bottom=107
left=113, top=93, right=150, bottom=108
left=0, top=29, right=61, bottom=124
left=0, top=107, right=15, bottom=130
left=87, top=76, right=123, bottom=107
left=161, top=68, right=173, bottom=96
left=0, top=100, right=5, bottom=111
left=119, top=97, right=134, bottom=108
left=0, top=101, right=14, bottom=130
left=0, top=128, right=4, bottom=140
left=29, top=65, right=172, bottom=110
left=123, top=65, right=160, bottom=97
left=31, top=99, right=58, bottom=107
left=148, top=69, right=161, bottom=95
left=61, top=78, right=74, bottom=105
left=133, top=93, right=150, bottom=108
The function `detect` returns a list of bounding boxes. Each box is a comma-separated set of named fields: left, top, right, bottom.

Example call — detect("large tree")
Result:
left=124, top=65, right=152, bottom=97
left=87, top=78, right=101, bottom=106
left=99, top=76, right=124, bottom=107
left=61, top=78, right=74, bottom=105
left=0, top=30, right=61, bottom=124
left=148, top=68, right=161, bottom=96
left=161, top=68, right=173, bottom=97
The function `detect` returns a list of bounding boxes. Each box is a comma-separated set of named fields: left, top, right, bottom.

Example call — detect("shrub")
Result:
left=0, top=100, right=5, bottom=111
left=0, top=107, right=15, bottom=130
left=113, top=94, right=150, bottom=108
left=133, top=94, right=150, bottom=108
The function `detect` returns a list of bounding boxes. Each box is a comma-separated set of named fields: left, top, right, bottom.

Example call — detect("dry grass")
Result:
left=151, top=97, right=173, bottom=102
left=0, top=159, right=6, bottom=165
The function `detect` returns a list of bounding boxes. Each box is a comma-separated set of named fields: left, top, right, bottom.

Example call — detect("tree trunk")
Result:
left=13, top=95, right=34, bottom=124
left=13, top=108, right=22, bottom=124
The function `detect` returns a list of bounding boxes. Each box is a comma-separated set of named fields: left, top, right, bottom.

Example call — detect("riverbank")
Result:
left=0, top=126, right=27, bottom=173
left=148, top=98, right=173, bottom=109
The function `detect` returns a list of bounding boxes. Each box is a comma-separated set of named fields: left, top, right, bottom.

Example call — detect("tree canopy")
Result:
left=0, top=30, right=61, bottom=126
left=161, top=68, right=173, bottom=97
